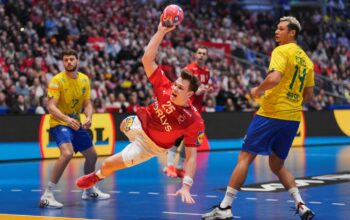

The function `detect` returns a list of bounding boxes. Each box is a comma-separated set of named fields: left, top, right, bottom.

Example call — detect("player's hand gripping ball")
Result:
left=161, top=4, right=184, bottom=27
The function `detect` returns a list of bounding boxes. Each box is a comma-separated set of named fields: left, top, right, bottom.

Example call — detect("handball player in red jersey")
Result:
left=76, top=21, right=204, bottom=204
left=164, top=46, right=211, bottom=178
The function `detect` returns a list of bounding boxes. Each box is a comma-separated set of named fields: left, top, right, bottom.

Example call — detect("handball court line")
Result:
left=3, top=189, right=348, bottom=207
left=163, top=211, right=241, bottom=218
left=0, top=214, right=101, bottom=220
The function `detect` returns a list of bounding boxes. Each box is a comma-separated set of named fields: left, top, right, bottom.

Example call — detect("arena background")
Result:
left=1, top=110, right=350, bottom=161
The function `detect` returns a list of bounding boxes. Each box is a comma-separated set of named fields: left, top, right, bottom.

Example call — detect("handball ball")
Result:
left=161, top=4, right=184, bottom=27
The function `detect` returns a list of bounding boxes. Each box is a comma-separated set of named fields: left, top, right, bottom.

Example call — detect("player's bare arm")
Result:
left=302, top=86, right=314, bottom=104
left=251, top=70, right=283, bottom=99
left=142, top=22, right=176, bottom=78
left=175, top=147, right=197, bottom=204
left=47, top=97, right=80, bottom=130
left=82, top=99, right=93, bottom=129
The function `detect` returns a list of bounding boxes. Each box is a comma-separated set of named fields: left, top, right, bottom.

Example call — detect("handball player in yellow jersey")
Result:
left=203, top=17, right=315, bottom=220
left=39, top=50, right=110, bottom=209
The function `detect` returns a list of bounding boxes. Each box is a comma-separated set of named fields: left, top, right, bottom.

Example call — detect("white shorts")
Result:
left=121, top=116, right=167, bottom=167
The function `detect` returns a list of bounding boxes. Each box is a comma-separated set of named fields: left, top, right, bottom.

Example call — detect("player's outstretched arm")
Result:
left=175, top=147, right=197, bottom=204
left=141, top=22, right=176, bottom=78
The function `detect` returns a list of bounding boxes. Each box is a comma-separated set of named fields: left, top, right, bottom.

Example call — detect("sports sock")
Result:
left=220, top=186, right=238, bottom=208
left=95, top=169, right=105, bottom=179
left=44, top=181, right=56, bottom=195
left=288, top=187, right=304, bottom=206
left=167, top=148, right=177, bottom=166
left=176, top=157, right=185, bottom=169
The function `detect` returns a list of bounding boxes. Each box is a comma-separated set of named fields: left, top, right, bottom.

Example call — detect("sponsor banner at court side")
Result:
left=39, top=113, right=116, bottom=159
left=219, top=172, right=350, bottom=192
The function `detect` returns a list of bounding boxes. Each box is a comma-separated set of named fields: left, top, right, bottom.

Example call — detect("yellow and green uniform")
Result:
left=257, top=42, right=314, bottom=121
left=47, top=72, right=91, bottom=127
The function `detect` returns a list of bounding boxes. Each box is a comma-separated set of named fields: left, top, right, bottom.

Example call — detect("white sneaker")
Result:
left=39, top=192, right=63, bottom=209
left=296, top=202, right=315, bottom=220
left=202, top=205, right=233, bottom=220
left=82, top=186, right=110, bottom=200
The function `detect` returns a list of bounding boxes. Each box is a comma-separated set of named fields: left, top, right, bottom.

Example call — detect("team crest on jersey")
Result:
left=82, top=87, right=86, bottom=94
left=196, top=131, right=204, bottom=145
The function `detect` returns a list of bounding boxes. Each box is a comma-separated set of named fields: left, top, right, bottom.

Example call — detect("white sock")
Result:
left=288, top=187, right=304, bottom=207
left=167, top=148, right=177, bottom=166
left=45, top=181, right=56, bottom=194
left=95, top=169, right=105, bottom=179
left=220, top=186, right=238, bottom=208
left=176, top=157, right=185, bottom=169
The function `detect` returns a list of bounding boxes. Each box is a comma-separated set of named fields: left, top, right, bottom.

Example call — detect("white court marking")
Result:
left=0, top=189, right=346, bottom=207
left=163, top=211, right=241, bottom=218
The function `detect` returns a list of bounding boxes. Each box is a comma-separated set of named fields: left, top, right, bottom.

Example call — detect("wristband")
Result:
left=183, top=175, right=193, bottom=187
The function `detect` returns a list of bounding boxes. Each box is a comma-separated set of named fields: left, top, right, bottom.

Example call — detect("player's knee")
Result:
left=120, top=120, right=126, bottom=133
left=269, top=161, right=282, bottom=174
left=61, top=150, right=73, bottom=160
left=101, top=157, right=115, bottom=170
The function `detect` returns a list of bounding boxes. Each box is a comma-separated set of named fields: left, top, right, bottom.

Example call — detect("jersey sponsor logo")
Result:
left=153, top=100, right=174, bottom=132
left=216, top=172, right=350, bottom=192
left=39, top=113, right=115, bottom=159
left=196, top=131, right=204, bottom=145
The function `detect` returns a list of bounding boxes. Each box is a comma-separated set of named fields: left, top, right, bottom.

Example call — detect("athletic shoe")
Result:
left=176, top=168, right=185, bottom=178
left=163, top=165, right=177, bottom=178
left=82, top=186, right=110, bottom=200
left=202, top=205, right=233, bottom=220
left=39, top=192, right=63, bottom=209
left=296, top=202, right=315, bottom=220
left=76, top=172, right=102, bottom=189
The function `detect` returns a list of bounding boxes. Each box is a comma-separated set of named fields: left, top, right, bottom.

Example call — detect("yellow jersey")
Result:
left=47, top=71, right=91, bottom=127
left=257, top=43, right=314, bottom=121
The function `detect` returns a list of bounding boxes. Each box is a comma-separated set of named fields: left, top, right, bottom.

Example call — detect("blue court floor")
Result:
left=0, top=143, right=349, bottom=220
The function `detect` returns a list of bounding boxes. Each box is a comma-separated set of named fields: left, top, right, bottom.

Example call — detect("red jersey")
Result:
left=185, top=62, right=210, bottom=112
left=136, top=66, right=205, bottom=149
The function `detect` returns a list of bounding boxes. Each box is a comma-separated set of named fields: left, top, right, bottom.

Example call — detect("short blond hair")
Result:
left=280, top=16, right=301, bottom=37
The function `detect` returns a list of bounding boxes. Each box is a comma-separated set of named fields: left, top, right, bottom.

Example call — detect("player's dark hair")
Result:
left=181, top=69, right=200, bottom=92
left=196, top=46, right=208, bottom=53
left=287, top=23, right=300, bottom=38
left=61, top=49, right=78, bottom=59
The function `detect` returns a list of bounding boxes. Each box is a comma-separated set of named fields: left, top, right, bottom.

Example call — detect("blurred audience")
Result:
left=0, top=0, right=349, bottom=115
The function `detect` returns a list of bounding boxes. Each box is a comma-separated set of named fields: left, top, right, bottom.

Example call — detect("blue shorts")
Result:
left=242, top=115, right=299, bottom=160
left=50, top=125, right=93, bottom=153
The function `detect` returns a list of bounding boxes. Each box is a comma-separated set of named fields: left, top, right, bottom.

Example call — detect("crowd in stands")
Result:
left=0, top=0, right=349, bottom=115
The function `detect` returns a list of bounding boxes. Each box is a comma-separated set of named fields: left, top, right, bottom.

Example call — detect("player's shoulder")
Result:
left=78, top=72, right=90, bottom=80
left=51, top=71, right=65, bottom=82
left=273, top=43, right=294, bottom=54
left=191, top=105, right=204, bottom=121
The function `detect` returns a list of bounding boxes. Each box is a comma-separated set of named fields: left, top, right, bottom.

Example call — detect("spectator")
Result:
left=93, top=98, right=105, bottom=113
left=16, top=76, right=30, bottom=97
left=11, top=94, right=28, bottom=114
left=35, top=95, right=48, bottom=114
